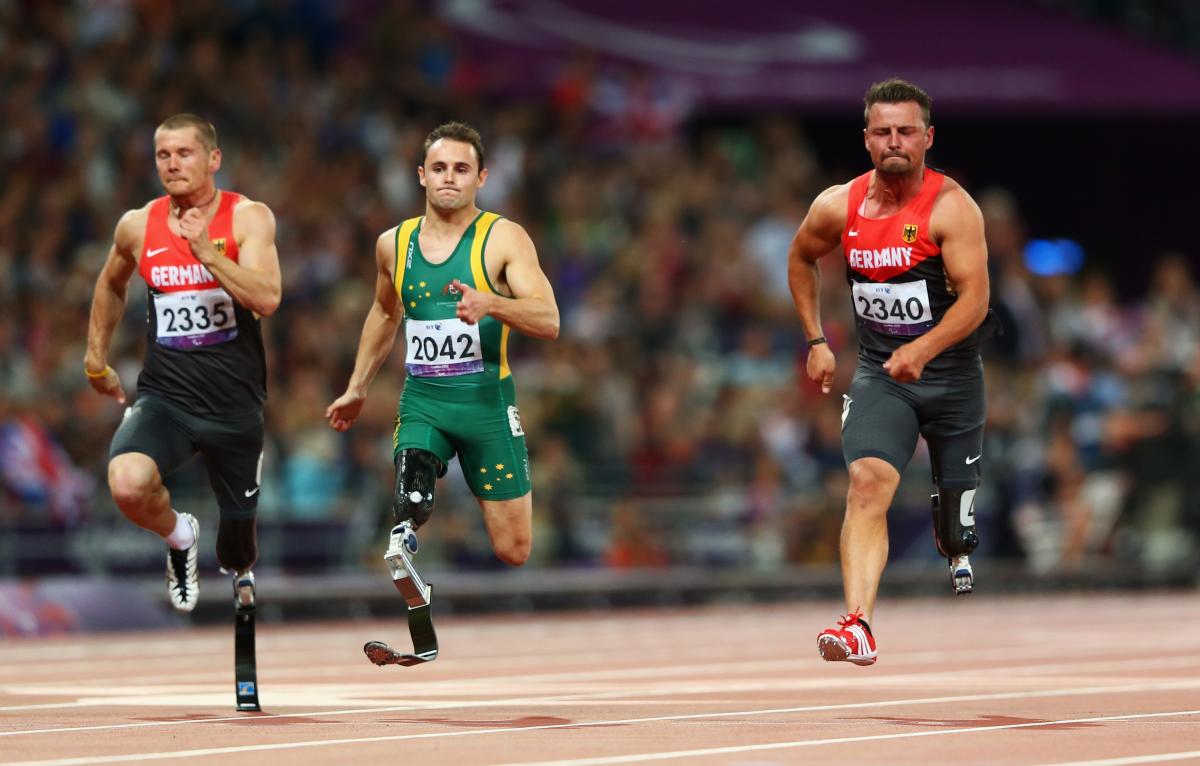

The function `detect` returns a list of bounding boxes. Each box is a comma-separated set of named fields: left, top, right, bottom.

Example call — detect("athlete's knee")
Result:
left=492, top=533, right=531, bottom=567
left=107, top=456, right=161, bottom=510
left=931, top=484, right=980, bottom=558
left=393, top=449, right=445, bottom=529
left=846, top=459, right=898, bottom=513
left=216, top=517, right=258, bottom=573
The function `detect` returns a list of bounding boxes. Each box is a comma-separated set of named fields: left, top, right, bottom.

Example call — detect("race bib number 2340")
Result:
left=851, top=280, right=935, bottom=337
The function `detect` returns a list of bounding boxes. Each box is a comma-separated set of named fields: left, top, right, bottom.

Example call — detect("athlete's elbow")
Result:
left=256, top=289, right=282, bottom=317
left=539, top=311, right=560, bottom=340
left=973, top=298, right=990, bottom=327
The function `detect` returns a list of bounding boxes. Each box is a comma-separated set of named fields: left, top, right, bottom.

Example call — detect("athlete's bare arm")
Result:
left=452, top=219, right=559, bottom=340
left=882, top=182, right=989, bottom=382
left=326, top=230, right=405, bottom=431
left=788, top=184, right=849, bottom=394
left=84, top=208, right=147, bottom=404
left=180, top=198, right=281, bottom=317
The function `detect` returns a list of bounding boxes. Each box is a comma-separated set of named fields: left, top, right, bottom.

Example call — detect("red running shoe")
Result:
left=817, top=610, right=877, bottom=665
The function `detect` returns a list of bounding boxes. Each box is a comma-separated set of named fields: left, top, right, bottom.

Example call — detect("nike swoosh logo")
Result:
left=848, top=230, right=859, bottom=237
left=965, top=454, right=982, bottom=465
left=244, top=487, right=260, bottom=497
left=146, top=247, right=168, bottom=258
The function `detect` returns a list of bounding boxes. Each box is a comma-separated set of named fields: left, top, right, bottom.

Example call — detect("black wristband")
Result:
left=806, top=336, right=827, bottom=348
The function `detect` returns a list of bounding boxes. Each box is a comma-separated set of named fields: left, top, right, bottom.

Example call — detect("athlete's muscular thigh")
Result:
left=841, top=365, right=921, bottom=475
left=109, top=396, right=197, bottom=474
left=479, top=493, right=532, bottom=567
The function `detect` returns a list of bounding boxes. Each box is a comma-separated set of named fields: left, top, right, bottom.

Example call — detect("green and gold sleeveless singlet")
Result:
left=392, top=211, right=531, bottom=500
left=394, top=211, right=510, bottom=384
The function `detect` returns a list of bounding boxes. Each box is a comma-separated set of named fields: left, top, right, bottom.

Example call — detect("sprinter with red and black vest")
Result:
left=788, top=79, right=996, bottom=665
left=85, top=114, right=281, bottom=616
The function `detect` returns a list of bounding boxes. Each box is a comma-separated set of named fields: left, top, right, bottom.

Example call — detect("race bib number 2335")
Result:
left=154, top=287, right=238, bottom=349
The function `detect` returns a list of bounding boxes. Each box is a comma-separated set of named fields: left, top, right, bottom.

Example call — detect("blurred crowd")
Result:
left=1, top=1, right=1197, bottom=577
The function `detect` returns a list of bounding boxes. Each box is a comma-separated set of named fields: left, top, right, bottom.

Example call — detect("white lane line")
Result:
left=6, top=608, right=1198, bottom=673
left=7, top=620, right=1200, bottom=687
left=0, top=702, right=91, bottom=713
left=0, top=678, right=1197, bottom=742
left=6, top=708, right=1199, bottom=766
left=2, top=644, right=1197, bottom=720
left=1034, top=753, right=1200, bottom=766
left=8, top=641, right=1200, bottom=705
left=5, top=650, right=1199, bottom=717
left=497, top=710, right=1200, bottom=766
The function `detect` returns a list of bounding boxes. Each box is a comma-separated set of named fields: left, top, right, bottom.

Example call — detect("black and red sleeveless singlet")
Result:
left=842, top=168, right=983, bottom=373
left=137, top=191, right=266, bottom=417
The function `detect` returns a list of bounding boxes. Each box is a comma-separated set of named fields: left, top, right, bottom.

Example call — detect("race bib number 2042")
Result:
left=851, top=280, right=935, bottom=337
left=405, top=317, right=484, bottom=377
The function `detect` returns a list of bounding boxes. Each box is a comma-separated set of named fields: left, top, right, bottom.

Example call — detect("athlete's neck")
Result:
left=870, top=166, right=924, bottom=208
left=423, top=203, right=479, bottom=233
left=171, top=187, right=220, bottom=218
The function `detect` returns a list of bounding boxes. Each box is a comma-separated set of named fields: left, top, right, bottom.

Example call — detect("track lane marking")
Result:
left=0, top=678, right=1197, bottom=743
left=1034, top=753, right=1200, bottom=766
left=6, top=642, right=1200, bottom=705
left=5, top=707, right=1198, bottom=766
left=496, top=710, right=1200, bottom=766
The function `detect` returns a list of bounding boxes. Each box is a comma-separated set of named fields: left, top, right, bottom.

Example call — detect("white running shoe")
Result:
left=950, top=555, right=974, bottom=595
left=234, top=570, right=255, bottom=608
left=166, top=513, right=200, bottom=612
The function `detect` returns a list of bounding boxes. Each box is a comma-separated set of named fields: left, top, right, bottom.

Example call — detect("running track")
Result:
left=1, top=593, right=1198, bottom=765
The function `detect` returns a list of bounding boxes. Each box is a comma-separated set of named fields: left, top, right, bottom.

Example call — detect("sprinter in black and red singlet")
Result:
left=84, top=114, right=281, bottom=618
left=787, top=79, right=996, bottom=666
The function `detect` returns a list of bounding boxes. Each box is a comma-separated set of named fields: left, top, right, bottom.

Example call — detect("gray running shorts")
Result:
left=841, top=358, right=985, bottom=488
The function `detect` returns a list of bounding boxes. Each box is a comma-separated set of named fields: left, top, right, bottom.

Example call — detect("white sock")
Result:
left=164, top=511, right=196, bottom=550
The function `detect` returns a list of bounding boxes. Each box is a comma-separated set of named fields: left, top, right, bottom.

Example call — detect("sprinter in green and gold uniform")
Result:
left=326, top=122, right=559, bottom=642
left=390, top=209, right=530, bottom=500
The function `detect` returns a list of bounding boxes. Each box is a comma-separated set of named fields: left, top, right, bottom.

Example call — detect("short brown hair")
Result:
left=423, top=121, right=485, bottom=170
left=863, top=79, right=932, bottom=128
left=156, top=113, right=218, bottom=152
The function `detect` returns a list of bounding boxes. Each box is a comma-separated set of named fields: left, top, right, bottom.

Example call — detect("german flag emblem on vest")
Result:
left=902, top=224, right=918, bottom=244
left=211, top=238, right=227, bottom=255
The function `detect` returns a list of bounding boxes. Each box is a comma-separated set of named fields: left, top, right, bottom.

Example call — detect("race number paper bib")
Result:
left=154, top=287, right=239, bottom=349
left=405, top=317, right=484, bottom=377
left=851, top=280, right=935, bottom=337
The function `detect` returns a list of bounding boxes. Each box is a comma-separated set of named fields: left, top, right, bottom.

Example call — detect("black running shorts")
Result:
left=840, top=358, right=985, bottom=488
left=109, top=394, right=264, bottom=519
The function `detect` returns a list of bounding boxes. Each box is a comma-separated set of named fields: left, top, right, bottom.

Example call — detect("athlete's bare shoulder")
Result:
left=231, top=195, right=276, bottom=228
left=814, top=180, right=853, bottom=210
left=926, top=175, right=984, bottom=247
left=377, top=225, right=399, bottom=252
left=485, top=219, right=539, bottom=282
left=117, top=200, right=154, bottom=229
left=113, top=201, right=154, bottom=257
left=489, top=217, right=534, bottom=250
left=804, top=181, right=853, bottom=237
left=375, top=226, right=399, bottom=277
left=931, top=176, right=983, bottom=228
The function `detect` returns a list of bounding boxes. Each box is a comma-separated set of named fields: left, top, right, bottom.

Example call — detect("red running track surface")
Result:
left=1, top=593, right=1198, bottom=766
